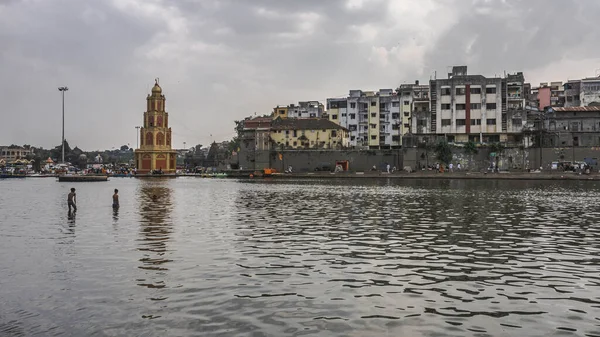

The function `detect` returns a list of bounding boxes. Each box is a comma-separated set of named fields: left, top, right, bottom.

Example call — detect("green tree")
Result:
left=434, top=140, right=453, bottom=165
left=464, top=141, right=478, bottom=155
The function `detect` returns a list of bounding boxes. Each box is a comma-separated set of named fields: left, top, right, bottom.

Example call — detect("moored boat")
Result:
left=58, top=175, right=108, bottom=182
left=0, top=174, right=26, bottom=179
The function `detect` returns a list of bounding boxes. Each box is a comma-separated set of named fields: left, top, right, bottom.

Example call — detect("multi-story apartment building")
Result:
left=327, top=89, right=401, bottom=149
left=413, top=66, right=526, bottom=145
left=398, top=81, right=430, bottom=137
left=564, top=76, right=600, bottom=108
left=273, top=101, right=325, bottom=119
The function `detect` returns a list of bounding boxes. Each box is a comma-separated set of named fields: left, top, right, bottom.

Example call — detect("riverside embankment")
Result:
left=222, top=170, right=600, bottom=181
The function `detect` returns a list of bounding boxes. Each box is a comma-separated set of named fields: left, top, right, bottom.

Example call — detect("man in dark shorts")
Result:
left=112, top=189, right=119, bottom=208
left=68, top=188, right=77, bottom=212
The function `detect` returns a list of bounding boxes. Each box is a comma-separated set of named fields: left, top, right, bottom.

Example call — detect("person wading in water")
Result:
left=68, top=188, right=77, bottom=212
left=112, top=189, right=119, bottom=208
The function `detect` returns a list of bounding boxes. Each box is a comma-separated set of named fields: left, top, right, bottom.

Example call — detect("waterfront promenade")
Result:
left=222, top=169, right=600, bottom=181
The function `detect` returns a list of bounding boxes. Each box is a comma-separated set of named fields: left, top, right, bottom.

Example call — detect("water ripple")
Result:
left=1, top=178, right=600, bottom=336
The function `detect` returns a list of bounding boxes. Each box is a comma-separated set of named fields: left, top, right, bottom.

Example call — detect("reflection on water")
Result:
left=137, top=181, right=174, bottom=290
left=1, top=178, right=600, bottom=336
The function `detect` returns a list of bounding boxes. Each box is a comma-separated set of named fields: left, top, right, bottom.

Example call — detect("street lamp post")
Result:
left=58, top=86, right=69, bottom=163
left=135, top=126, right=141, bottom=148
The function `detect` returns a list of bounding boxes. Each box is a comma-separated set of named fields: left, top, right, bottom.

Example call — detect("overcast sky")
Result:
left=1, top=0, right=599, bottom=150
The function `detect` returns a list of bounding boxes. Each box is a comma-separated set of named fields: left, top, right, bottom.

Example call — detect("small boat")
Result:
left=58, top=175, right=108, bottom=182
left=0, top=174, right=26, bottom=179
left=110, top=173, right=132, bottom=178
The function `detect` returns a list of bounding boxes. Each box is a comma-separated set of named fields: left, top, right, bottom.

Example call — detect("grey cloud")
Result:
left=1, top=0, right=598, bottom=150
left=424, top=0, right=600, bottom=78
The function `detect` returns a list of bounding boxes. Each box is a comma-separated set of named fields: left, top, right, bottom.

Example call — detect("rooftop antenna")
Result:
left=595, top=69, right=600, bottom=77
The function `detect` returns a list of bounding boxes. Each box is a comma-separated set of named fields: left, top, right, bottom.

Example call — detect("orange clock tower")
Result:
left=135, top=79, right=177, bottom=174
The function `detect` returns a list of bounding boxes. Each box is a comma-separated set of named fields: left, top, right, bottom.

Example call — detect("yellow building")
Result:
left=270, top=118, right=349, bottom=149
left=134, top=80, right=177, bottom=174
left=364, top=92, right=380, bottom=147
left=272, top=106, right=288, bottom=119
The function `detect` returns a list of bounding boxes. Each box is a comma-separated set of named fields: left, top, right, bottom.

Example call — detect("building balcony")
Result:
left=507, top=94, right=522, bottom=100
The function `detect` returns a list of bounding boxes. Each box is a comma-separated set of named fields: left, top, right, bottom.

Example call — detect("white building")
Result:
left=412, top=66, right=526, bottom=145
left=327, top=89, right=401, bottom=148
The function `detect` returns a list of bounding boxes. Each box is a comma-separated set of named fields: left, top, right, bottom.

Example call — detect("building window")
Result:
left=350, top=113, right=356, bottom=119
left=470, top=119, right=481, bottom=125
left=486, top=103, right=497, bottom=110
left=371, top=113, right=377, bottom=118
left=392, top=113, right=400, bottom=119
left=456, top=104, right=466, bottom=110
left=456, top=119, right=466, bottom=126
left=512, top=118, right=522, bottom=126
left=486, top=119, right=496, bottom=125
left=332, top=115, right=338, bottom=120
left=441, top=104, right=451, bottom=110
left=350, top=136, right=355, bottom=141
left=404, top=123, right=410, bottom=128
left=392, top=124, right=399, bottom=130
left=349, top=125, right=357, bottom=131
left=332, top=131, right=337, bottom=137
left=441, top=119, right=451, bottom=126
left=392, top=102, right=399, bottom=107
left=470, top=103, right=481, bottom=109
left=371, top=135, right=377, bottom=140
left=341, top=113, right=347, bottom=117
left=470, top=87, right=482, bottom=94
left=404, top=100, right=409, bottom=105
left=392, top=136, right=400, bottom=142
left=486, top=87, right=497, bottom=94
left=285, top=130, right=289, bottom=135
left=350, top=102, right=356, bottom=108
left=380, top=103, right=386, bottom=109
left=456, top=88, right=466, bottom=95
left=371, top=124, right=376, bottom=129
left=293, top=141, right=297, bottom=146
left=371, top=101, right=377, bottom=106
left=441, top=88, right=451, bottom=95
left=293, top=130, right=297, bottom=137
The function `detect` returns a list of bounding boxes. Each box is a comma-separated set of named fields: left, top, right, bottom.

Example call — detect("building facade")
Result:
left=327, top=89, right=401, bottom=149
left=0, top=146, right=34, bottom=162
left=134, top=80, right=177, bottom=174
left=273, top=101, right=324, bottom=119
left=543, top=106, right=600, bottom=147
left=564, top=76, right=600, bottom=108
left=270, top=118, right=349, bottom=149
left=412, top=66, right=526, bottom=145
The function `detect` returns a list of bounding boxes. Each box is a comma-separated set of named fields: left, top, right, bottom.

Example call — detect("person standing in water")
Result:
left=68, top=188, right=77, bottom=212
left=112, top=189, right=119, bottom=208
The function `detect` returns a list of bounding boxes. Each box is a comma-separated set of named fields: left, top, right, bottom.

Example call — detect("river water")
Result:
left=1, top=177, right=599, bottom=337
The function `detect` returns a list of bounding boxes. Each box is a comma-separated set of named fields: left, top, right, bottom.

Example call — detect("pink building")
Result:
left=537, top=86, right=551, bottom=111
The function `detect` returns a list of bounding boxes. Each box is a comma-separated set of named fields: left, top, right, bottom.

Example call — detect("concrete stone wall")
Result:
left=264, top=149, right=402, bottom=172
left=403, top=147, right=526, bottom=171
left=240, top=143, right=600, bottom=173
left=405, top=146, right=600, bottom=172
left=527, top=147, right=600, bottom=170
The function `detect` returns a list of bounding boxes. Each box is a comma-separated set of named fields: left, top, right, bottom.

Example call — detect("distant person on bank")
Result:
left=68, top=188, right=77, bottom=212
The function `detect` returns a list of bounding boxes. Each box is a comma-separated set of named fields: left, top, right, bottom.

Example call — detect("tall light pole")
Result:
left=135, top=126, right=141, bottom=148
left=58, top=86, right=69, bottom=163
left=183, top=141, right=186, bottom=150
